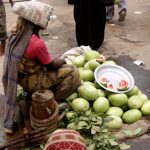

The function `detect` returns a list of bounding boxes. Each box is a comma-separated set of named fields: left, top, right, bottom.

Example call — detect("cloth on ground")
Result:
left=113, top=117, right=150, bottom=143
left=60, top=46, right=92, bottom=64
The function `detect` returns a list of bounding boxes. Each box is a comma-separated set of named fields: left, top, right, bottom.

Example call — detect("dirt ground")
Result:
left=1, top=0, right=150, bottom=92
left=0, top=0, right=150, bottom=148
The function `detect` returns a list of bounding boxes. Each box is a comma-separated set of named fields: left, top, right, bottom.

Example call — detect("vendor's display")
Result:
left=3, top=49, right=149, bottom=150
left=60, top=50, right=150, bottom=150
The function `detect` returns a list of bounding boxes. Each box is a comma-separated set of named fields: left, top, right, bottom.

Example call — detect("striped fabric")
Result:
left=12, top=1, right=54, bottom=29
left=2, top=21, right=34, bottom=130
left=45, top=129, right=87, bottom=150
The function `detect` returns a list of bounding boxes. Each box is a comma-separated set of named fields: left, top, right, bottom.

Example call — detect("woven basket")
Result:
left=32, top=90, right=55, bottom=120
left=30, top=100, right=60, bottom=130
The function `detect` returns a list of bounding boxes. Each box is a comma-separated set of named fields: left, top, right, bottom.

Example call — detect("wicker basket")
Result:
left=32, top=90, right=55, bottom=120
left=30, top=100, right=60, bottom=130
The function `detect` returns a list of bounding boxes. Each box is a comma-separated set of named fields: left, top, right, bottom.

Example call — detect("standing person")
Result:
left=0, top=0, right=13, bottom=56
left=68, top=0, right=74, bottom=5
left=73, top=0, right=114, bottom=52
left=2, top=1, right=81, bottom=133
left=106, top=0, right=127, bottom=23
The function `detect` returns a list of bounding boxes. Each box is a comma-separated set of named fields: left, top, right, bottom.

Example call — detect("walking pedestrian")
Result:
left=0, top=0, right=13, bottom=56
left=106, top=0, right=127, bottom=23
left=73, top=0, right=114, bottom=52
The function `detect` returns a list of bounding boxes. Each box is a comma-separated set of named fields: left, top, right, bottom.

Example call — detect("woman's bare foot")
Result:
left=4, top=128, right=13, bottom=134
left=97, top=47, right=106, bottom=53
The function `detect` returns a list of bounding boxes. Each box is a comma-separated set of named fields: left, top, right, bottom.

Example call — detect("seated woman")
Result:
left=2, top=1, right=81, bottom=133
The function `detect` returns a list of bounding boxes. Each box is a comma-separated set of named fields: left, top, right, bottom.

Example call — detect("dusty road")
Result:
left=1, top=0, right=150, bottom=92
left=0, top=0, right=150, bottom=148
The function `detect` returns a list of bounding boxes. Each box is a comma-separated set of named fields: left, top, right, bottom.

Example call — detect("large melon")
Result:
left=127, top=86, right=139, bottom=97
left=84, top=51, right=100, bottom=61
left=127, top=95, right=142, bottom=109
left=141, top=101, right=150, bottom=115
left=108, top=93, right=128, bottom=106
left=106, top=107, right=123, bottom=117
left=80, top=69, right=94, bottom=81
left=122, top=109, right=142, bottom=124
left=78, top=85, right=98, bottom=101
left=88, top=59, right=100, bottom=71
left=93, top=97, right=110, bottom=113
left=73, top=55, right=86, bottom=67
left=104, top=116, right=123, bottom=129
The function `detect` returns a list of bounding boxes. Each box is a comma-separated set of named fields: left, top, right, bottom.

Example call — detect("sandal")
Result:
left=118, top=9, right=126, bottom=22
left=106, top=19, right=114, bottom=24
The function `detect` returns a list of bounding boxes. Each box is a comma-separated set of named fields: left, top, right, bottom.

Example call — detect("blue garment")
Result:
left=106, top=0, right=126, bottom=20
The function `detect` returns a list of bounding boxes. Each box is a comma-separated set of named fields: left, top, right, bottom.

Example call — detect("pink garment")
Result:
left=24, top=34, right=53, bottom=64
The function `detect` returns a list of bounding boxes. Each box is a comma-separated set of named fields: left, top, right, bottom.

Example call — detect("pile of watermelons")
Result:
left=65, top=50, right=150, bottom=129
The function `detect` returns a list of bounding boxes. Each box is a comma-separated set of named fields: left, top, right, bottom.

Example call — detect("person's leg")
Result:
left=68, top=0, right=74, bottom=5
left=53, top=64, right=81, bottom=101
left=0, top=39, right=6, bottom=55
left=118, top=0, right=127, bottom=22
left=106, top=5, right=115, bottom=22
left=0, top=3, right=7, bottom=55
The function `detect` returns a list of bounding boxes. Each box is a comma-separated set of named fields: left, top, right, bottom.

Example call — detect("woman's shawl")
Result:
left=2, top=21, right=34, bottom=130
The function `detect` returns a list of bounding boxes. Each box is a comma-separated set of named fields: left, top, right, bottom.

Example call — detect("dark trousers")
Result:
left=68, top=0, right=74, bottom=4
left=74, top=0, right=106, bottom=50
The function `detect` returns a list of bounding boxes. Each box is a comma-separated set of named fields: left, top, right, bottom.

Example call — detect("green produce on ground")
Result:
left=141, top=101, right=150, bottom=115
left=97, top=89, right=105, bottom=97
left=78, top=85, right=98, bottom=101
left=127, top=95, right=142, bottom=109
left=122, top=109, right=142, bottom=124
left=104, top=115, right=123, bottom=129
left=106, top=107, right=123, bottom=117
left=71, top=98, right=90, bottom=112
left=65, top=92, right=78, bottom=103
left=78, top=67, right=84, bottom=74
left=84, top=61, right=90, bottom=70
left=93, top=97, right=110, bottom=113
left=61, top=109, right=124, bottom=150
left=138, top=93, right=149, bottom=105
left=84, top=51, right=100, bottom=61
left=108, top=93, right=128, bottom=107
left=82, top=81, right=96, bottom=88
left=73, top=55, right=86, bottom=67
left=80, top=69, right=94, bottom=81
left=127, top=86, right=139, bottom=97
left=88, top=59, right=100, bottom=71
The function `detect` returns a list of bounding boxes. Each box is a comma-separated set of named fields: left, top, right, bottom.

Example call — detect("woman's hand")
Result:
left=96, top=54, right=106, bottom=63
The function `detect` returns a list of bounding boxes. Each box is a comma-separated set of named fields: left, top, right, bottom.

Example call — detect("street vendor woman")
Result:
left=2, top=1, right=81, bottom=133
